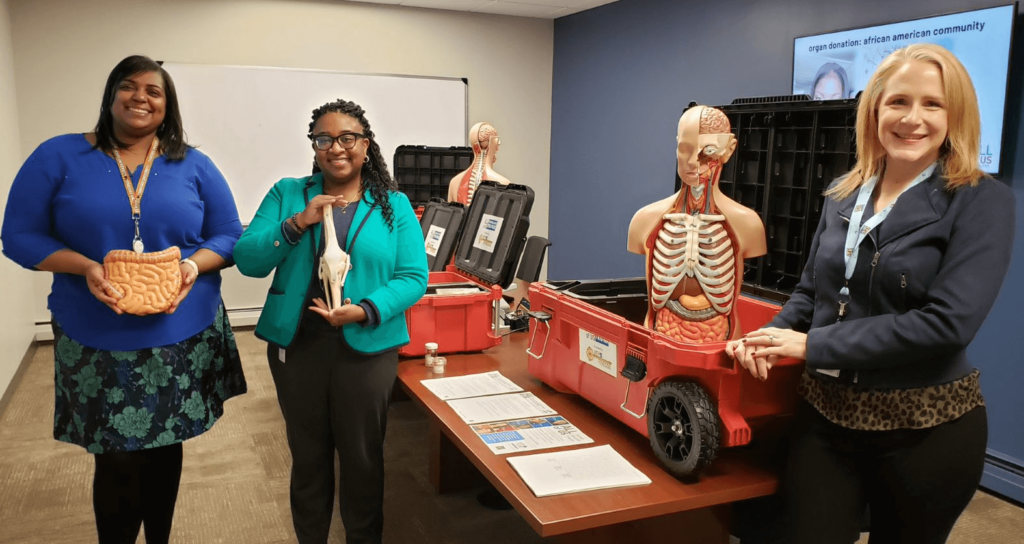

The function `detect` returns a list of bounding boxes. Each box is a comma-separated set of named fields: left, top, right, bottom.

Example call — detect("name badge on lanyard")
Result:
left=835, top=162, right=936, bottom=322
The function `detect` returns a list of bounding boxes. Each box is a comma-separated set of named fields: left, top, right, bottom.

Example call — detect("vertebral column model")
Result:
left=627, top=106, right=767, bottom=343
left=449, top=122, right=511, bottom=206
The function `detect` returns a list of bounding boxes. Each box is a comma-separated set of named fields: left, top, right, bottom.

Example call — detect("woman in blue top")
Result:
left=727, top=44, right=1015, bottom=543
left=1, top=55, right=247, bottom=544
left=234, top=99, right=427, bottom=544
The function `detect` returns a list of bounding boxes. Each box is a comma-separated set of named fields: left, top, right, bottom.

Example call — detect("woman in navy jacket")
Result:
left=727, top=44, right=1015, bottom=543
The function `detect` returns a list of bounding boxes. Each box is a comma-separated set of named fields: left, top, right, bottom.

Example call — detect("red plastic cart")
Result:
left=525, top=278, right=803, bottom=477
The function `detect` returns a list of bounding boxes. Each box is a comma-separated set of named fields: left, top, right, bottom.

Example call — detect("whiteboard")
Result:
left=163, top=63, right=468, bottom=223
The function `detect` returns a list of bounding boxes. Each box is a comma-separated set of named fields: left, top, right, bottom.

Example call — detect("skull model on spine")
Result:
left=448, top=122, right=511, bottom=206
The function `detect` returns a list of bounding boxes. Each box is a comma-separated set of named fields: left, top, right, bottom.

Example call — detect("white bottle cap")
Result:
left=425, top=342, right=438, bottom=350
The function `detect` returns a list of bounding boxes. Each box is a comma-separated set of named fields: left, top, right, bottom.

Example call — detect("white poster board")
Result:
left=163, top=62, right=468, bottom=224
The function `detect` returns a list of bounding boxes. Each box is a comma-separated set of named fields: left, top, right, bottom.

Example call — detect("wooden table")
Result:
left=397, top=333, right=782, bottom=543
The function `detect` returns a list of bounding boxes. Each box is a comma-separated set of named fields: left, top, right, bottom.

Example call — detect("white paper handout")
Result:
left=421, top=371, right=523, bottom=401
left=433, top=287, right=485, bottom=296
left=506, top=444, right=651, bottom=497
left=471, top=416, right=593, bottom=454
left=447, top=392, right=556, bottom=424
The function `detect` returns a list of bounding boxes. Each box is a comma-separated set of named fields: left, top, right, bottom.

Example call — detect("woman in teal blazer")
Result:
left=234, top=99, right=427, bottom=544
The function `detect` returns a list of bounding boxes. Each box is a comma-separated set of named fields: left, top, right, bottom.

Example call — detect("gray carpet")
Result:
left=0, top=329, right=1021, bottom=543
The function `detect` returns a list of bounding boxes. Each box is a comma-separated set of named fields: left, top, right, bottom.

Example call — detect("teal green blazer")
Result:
left=234, top=174, right=428, bottom=351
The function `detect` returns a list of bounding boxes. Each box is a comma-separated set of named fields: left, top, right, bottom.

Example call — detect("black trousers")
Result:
left=92, top=443, right=183, bottom=544
left=782, top=400, right=987, bottom=544
left=269, top=327, right=398, bottom=544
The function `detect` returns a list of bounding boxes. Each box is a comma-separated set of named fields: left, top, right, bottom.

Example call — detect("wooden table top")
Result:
left=397, top=333, right=781, bottom=537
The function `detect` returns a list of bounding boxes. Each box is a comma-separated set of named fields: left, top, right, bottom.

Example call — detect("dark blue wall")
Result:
left=551, top=0, right=1024, bottom=499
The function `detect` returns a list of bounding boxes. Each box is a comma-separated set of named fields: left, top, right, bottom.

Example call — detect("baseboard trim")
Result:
left=33, top=308, right=263, bottom=342
left=0, top=342, right=39, bottom=420
left=981, top=449, right=1024, bottom=507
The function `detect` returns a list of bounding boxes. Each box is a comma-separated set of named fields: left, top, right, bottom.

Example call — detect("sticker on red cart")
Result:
left=472, top=213, right=504, bottom=252
left=424, top=225, right=446, bottom=257
left=579, top=329, right=618, bottom=377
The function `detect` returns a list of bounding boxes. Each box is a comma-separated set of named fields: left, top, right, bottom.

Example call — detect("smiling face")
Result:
left=110, top=71, right=166, bottom=141
left=876, top=60, right=948, bottom=171
left=312, top=112, right=369, bottom=186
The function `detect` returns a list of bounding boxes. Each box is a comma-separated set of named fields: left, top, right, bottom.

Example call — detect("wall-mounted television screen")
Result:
left=792, top=4, right=1015, bottom=174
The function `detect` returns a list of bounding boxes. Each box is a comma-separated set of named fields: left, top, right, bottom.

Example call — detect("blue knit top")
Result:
left=1, top=134, right=242, bottom=351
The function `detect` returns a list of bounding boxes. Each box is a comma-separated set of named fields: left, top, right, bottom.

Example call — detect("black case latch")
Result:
left=621, top=351, right=647, bottom=382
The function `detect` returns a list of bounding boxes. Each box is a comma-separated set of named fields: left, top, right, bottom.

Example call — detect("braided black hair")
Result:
left=308, top=99, right=397, bottom=230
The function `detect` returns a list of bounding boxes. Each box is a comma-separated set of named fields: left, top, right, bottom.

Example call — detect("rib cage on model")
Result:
left=650, top=212, right=736, bottom=315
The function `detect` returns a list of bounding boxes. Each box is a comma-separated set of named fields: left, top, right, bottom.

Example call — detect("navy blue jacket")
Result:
left=768, top=168, right=1015, bottom=389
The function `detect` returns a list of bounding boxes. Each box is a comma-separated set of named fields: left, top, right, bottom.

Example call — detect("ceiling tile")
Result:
left=472, top=0, right=563, bottom=17
left=344, top=0, right=619, bottom=18
left=400, top=0, right=493, bottom=10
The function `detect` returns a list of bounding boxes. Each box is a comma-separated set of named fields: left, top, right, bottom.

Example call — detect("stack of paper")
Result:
left=507, top=444, right=651, bottom=497
left=421, top=371, right=523, bottom=401
left=447, top=392, right=556, bottom=425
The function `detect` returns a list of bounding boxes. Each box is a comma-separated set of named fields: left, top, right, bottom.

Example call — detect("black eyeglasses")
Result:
left=310, top=133, right=366, bottom=151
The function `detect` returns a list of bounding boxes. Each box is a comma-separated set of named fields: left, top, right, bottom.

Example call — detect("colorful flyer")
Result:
left=471, top=416, right=593, bottom=455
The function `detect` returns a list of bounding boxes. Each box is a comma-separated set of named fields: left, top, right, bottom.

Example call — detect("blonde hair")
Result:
left=826, top=43, right=985, bottom=200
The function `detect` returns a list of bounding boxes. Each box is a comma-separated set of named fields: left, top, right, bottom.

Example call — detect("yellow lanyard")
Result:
left=111, top=137, right=160, bottom=253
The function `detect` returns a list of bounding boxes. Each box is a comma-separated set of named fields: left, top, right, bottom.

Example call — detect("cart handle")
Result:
left=525, top=311, right=552, bottom=359
left=620, top=381, right=651, bottom=419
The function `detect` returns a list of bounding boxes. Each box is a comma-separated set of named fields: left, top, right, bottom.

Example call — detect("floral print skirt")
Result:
left=51, top=304, right=247, bottom=453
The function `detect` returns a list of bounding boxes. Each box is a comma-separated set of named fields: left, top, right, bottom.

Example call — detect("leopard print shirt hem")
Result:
left=799, top=369, right=984, bottom=431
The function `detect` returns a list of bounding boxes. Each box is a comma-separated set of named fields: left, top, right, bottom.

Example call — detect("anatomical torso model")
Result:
left=448, top=122, right=511, bottom=206
left=627, top=106, right=766, bottom=343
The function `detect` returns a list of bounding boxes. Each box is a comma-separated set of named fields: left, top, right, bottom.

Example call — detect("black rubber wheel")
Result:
left=646, top=381, right=720, bottom=478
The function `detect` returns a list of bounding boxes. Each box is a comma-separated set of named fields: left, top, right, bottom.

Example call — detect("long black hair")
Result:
left=92, top=55, right=189, bottom=160
left=308, top=99, right=397, bottom=230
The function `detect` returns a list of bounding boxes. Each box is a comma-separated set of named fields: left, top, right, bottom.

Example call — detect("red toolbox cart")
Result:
left=401, top=182, right=534, bottom=356
left=525, top=278, right=803, bottom=477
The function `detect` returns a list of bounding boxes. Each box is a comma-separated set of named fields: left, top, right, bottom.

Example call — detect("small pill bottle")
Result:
left=425, top=342, right=439, bottom=367
left=432, top=356, right=447, bottom=374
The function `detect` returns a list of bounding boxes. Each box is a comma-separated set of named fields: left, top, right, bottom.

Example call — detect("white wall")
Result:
left=0, top=0, right=35, bottom=399
left=8, top=0, right=553, bottom=327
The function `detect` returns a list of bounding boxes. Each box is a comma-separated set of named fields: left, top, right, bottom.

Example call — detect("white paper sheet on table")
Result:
left=421, top=371, right=523, bottom=401
left=506, top=444, right=651, bottom=497
left=446, top=392, right=557, bottom=424
left=470, top=416, right=593, bottom=454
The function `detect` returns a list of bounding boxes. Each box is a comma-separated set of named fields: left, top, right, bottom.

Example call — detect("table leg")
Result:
left=428, top=419, right=488, bottom=494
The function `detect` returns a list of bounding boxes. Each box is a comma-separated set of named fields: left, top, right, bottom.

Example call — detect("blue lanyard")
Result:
left=836, top=162, right=936, bottom=319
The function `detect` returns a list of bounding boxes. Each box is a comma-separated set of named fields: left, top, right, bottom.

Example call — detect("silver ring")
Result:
left=769, top=335, right=775, bottom=346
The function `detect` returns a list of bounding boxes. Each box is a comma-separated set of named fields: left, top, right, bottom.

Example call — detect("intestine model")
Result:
left=319, top=204, right=352, bottom=310
left=448, top=122, right=511, bottom=206
left=626, top=106, right=767, bottom=343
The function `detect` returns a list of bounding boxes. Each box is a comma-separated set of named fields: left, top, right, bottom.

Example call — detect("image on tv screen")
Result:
left=793, top=4, right=1014, bottom=173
